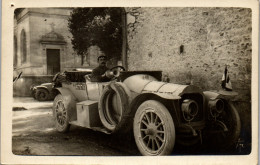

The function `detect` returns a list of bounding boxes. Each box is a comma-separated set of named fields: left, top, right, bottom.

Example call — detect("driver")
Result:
left=90, top=55, right=113, bottom=82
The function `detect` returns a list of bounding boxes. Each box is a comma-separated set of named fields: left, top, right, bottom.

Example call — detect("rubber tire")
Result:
left=99, top=83, right=131, bottom=133
left=35, top=88, right=49, bottom=101
left=205, top=102, right=241, bottom=151
left=52, top=94, right=70, bottom=133
left=133, top=100, right=175, bottom=156
left=99, top=86, right=116, bottom=131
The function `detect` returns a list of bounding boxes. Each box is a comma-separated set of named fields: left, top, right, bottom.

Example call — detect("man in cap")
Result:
left=90, top=55, right=113, bottom=82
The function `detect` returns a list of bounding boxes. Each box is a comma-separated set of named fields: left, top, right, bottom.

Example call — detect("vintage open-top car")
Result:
left=52, top=66, right=241, bottom=156
left=30, top=83, right=56, bottom=101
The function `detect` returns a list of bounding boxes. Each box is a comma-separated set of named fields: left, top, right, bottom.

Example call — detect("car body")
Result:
left=30, top=83, right=56, bottom=101
left=52, top=67, right=241, bottom=156
left=31, top=69, right=93, bottom=101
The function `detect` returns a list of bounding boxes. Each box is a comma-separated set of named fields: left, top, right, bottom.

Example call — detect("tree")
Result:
left=68, top=8, right=123, bottom=65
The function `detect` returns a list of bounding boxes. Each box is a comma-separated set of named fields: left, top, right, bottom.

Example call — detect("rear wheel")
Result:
left=35, top=88, right=49, bottom=101
left=53, top=94, right=70, bottom=132
left=133, top=100, right=175, bottom=156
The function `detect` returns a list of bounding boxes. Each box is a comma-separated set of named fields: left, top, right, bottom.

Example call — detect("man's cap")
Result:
left=97, top=55, right=107, bottom=61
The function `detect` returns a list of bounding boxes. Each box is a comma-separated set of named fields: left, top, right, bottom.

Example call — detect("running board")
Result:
left=69, top=121, right=111, bottom=134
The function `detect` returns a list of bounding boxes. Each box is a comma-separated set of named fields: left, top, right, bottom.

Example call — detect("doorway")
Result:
left=47, top=49, right=60, bottom=75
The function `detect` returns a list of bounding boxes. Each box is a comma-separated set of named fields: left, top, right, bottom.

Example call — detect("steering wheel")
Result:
left=107, top=66, right=126, bottom=78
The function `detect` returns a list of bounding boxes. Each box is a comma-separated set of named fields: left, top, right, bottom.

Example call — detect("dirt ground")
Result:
left=12, top=97, right=140, bottom=156
left=12, top=97, right=250, bottom=156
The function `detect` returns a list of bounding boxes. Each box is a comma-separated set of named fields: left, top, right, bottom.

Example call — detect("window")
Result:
left=20, top=29, right=27, bottom=63
left=14, top=36, right=18, bottom=67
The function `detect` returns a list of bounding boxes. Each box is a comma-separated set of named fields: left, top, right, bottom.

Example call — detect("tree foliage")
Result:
left=68, top=8, right=123, bottom=63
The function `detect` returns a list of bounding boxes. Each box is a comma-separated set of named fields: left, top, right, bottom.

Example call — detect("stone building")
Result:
left=13, top=8, right=105, bottom=96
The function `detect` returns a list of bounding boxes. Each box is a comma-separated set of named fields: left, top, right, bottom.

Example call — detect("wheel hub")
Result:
left=146, top=123, right=157, bottom=137
left=55, top=101, right=66, bottom=126
left=57, top=111, right=62, bottom=116
left=139, top=111, right=166, bottom=153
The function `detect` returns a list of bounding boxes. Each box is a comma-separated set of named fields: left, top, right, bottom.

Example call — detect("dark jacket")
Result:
left=90, top=65, right=110, bottom=82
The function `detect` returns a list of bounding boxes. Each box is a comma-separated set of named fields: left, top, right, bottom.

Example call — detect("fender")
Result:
left=35, top=82, right=53, bottom=93
left=203, top=90, right=238, bottom=101
left=36, top=86, right=48, bottom=89
left=37, top=83, right=53, bottom=88
left=55, top=88, right=78, bottom=122
left=142, top=91, right=181, bottom=100
left=35, top=86, right=49, bottom=93
left=129, top=92, right=179, bottom=119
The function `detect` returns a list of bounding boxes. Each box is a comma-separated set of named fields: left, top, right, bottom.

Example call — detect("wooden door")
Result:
left=47, top=49, right=60, bottom=75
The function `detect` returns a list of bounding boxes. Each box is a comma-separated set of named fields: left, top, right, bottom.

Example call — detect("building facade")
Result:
left=13, top=8, right=105, bottom=96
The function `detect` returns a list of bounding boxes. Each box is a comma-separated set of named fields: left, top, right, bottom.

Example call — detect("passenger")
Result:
left=90, top=55, right=113, bottom=82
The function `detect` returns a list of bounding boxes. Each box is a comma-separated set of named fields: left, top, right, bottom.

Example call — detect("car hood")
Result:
left=123, top=74, right=202, bottom=96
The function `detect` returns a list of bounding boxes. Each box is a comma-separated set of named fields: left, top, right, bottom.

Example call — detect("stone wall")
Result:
left=125, top=7, right=252, bottom=147
left=126, top=7, right=251, bottom=102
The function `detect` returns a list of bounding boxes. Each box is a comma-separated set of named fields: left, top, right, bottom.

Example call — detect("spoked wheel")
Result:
left=36, top=88, right=49, bottom=101
left=205, top=102, right=241, bottom=152
left=53, top=94, right=70, bottom=132
left=133, top=100, right=175, bottom=156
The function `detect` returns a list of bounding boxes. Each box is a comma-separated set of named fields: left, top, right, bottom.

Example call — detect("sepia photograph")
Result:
left=2, top=0, right=259, bottom=164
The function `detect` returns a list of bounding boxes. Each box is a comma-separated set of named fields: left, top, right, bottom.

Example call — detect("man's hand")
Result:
left=104, top=70, right=114, bottom=78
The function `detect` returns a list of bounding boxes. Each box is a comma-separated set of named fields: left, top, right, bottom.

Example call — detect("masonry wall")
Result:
left=126, top=7, right=252, bottom=146
left=126, top=7, right=251, bottom=100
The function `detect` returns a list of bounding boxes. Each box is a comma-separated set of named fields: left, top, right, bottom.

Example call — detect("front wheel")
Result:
left=35, top=88, right=49, bottom=101
left=133, top=100, right=175, bottom=156
left=53, top=94, right=70, bottom=132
